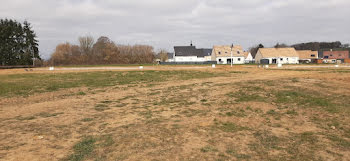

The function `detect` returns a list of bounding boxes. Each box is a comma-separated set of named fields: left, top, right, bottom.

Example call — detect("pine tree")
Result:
left=0, top=19, right=40, bottom=66
left=23, top=20, right=40, bottom=65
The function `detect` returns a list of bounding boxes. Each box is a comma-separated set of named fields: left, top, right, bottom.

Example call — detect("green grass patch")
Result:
left=200, top=145, right=218, bottom=153
left=226, top=148, right=251, bottom=159
left=77, top=91, right=86, bottom=96
left=65, top=136, right=96, bottom=161
left=217, top=122, right=248, bottom=133
left=274, top=89, right=344, bottom=113
left=227, top=90, right=266, bottom=102
left=229, top=71, right=248, bottom=74
left=327, top=134, right=350, bottom=149
left=81, top=118, right=94, bottom=122
left=225, top=109, right=247, bottom=117
left=0, top=70, right=221, bottom=97
left=251, top=130, right=283, bottom=151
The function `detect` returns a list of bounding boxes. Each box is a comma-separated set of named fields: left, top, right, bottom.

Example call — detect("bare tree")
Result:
left=49, top=36, right=156, bottom=65
left=249, top=44, right=264, bottom=58
left=274, top=43, right=289, bottom=48
left=156, top=49, right=168, bottom=62
left=79, top=36, right=94, bottom=55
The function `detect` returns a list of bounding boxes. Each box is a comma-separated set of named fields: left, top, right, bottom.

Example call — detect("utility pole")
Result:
left=33, top=51, right=35, bottom=67
left=231, top=44, right=233, bottom=68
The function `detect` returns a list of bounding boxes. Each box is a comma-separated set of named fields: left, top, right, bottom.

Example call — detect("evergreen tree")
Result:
left=0, top=19, right=40, bottom=66
left=23, top=20, right=39, bottom=65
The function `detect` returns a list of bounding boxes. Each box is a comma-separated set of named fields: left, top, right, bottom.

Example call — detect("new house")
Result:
left=212, top=45, right=245, bottom=64
left=255, top=48, right=299, bottom=64
left=297, top=50, right=318, bottom=63
left=320, top=50, right=349, bottom=63
left=173, top=44, right=212, bottom=62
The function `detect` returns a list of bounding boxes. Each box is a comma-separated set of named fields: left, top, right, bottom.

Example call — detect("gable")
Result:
left=213, top=45, right=244, bottom=57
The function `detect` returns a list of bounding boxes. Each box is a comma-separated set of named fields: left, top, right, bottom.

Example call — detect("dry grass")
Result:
left=0, top=66, right=349, bottom=160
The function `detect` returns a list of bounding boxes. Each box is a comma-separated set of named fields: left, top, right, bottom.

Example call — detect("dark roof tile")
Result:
left=174, top=46, right=212, bottom=57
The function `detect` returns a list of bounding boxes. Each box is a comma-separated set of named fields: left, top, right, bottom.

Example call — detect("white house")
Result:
left=212, top=45, right=245, bottom=64
left=255, top=48, right=299, bottom=64
left=243, top=51, right=254, bottom=64
left=173, top=44, right=212, bottom=62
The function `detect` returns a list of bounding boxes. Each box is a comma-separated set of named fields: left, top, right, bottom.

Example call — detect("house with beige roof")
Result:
left=255, top=48, right=299, bottom=64
left=297, top=50, right=318, bottom=63
left=212, top=45, right=245, bottom=64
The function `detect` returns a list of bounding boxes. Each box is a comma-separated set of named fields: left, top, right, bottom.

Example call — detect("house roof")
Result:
left=174, top=46, right=212, bottom=57
left=201, top=49, right=213, bottom=57
left=258, top=48, right=299, bottom=58
left=167, top=53, right=174, bottom=59
left=243, top=52, right=251, bottom=58
left=212, top=45, right=244, bottom=57
left=297, top=50, right=318, bottom=59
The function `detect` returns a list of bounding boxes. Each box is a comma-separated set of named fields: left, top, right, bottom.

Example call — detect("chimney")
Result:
left=190, top=40, right=193, bottom=46
left=330, top=49, right=333, bottom=52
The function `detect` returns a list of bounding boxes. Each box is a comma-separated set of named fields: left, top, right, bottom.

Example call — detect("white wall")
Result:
left=262, top=57, right=299, bottom=64
left=174, top=56, right=206, bottom=62
left=204, top=56, right=212, bottom=61
left=246, top=53, right=253, bottom=61
left=245, top=53, right=254, bottom=63
left=255, top=50, right=299, bottom=64
left=216, top=57, right=245, bottom=64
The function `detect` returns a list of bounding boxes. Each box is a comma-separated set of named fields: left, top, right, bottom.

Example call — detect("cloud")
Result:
left=1, top=0, right=349, bottom=59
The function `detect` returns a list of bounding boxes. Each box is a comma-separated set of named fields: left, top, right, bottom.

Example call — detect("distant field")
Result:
left=0, top=66, right=349, bottom=160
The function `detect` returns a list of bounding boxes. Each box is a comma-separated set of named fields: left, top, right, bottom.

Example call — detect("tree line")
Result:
left=0, top=19, right=40, bottom=66
left=49, top=36, right=155, bottom=65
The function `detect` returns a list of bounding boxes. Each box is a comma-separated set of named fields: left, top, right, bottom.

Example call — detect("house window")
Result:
left=225, top=52, right=228, bottom=54
left=219, top=59, right=222, bottom=62
left=287, top=58, right=289, bottom=61
left=311, top=54, right=315, bottom=57
left=330, top=54, right=333, bottom=56
left=280, top=58, right=283, bottom=61
left=324, top=56, right=329, bottom=59
left=218, top=52, right=221, bottom=55
left=238, top=58, right=241, bottom=61
left=237, top=51, right=240, bottom=54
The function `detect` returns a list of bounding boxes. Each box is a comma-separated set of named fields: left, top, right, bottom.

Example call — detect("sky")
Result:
left=1, top=0, right=349, bottom=59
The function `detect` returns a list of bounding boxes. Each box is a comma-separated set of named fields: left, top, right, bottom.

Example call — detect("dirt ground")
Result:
left=0, top=65, right=349, bottom=161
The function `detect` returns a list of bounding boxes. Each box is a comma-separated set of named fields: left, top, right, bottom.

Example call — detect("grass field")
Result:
left=0, top=66, right=349, bottom=161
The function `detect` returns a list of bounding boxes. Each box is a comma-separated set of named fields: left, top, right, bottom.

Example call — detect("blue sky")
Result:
left=1, top=0, right=349, bottom=59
